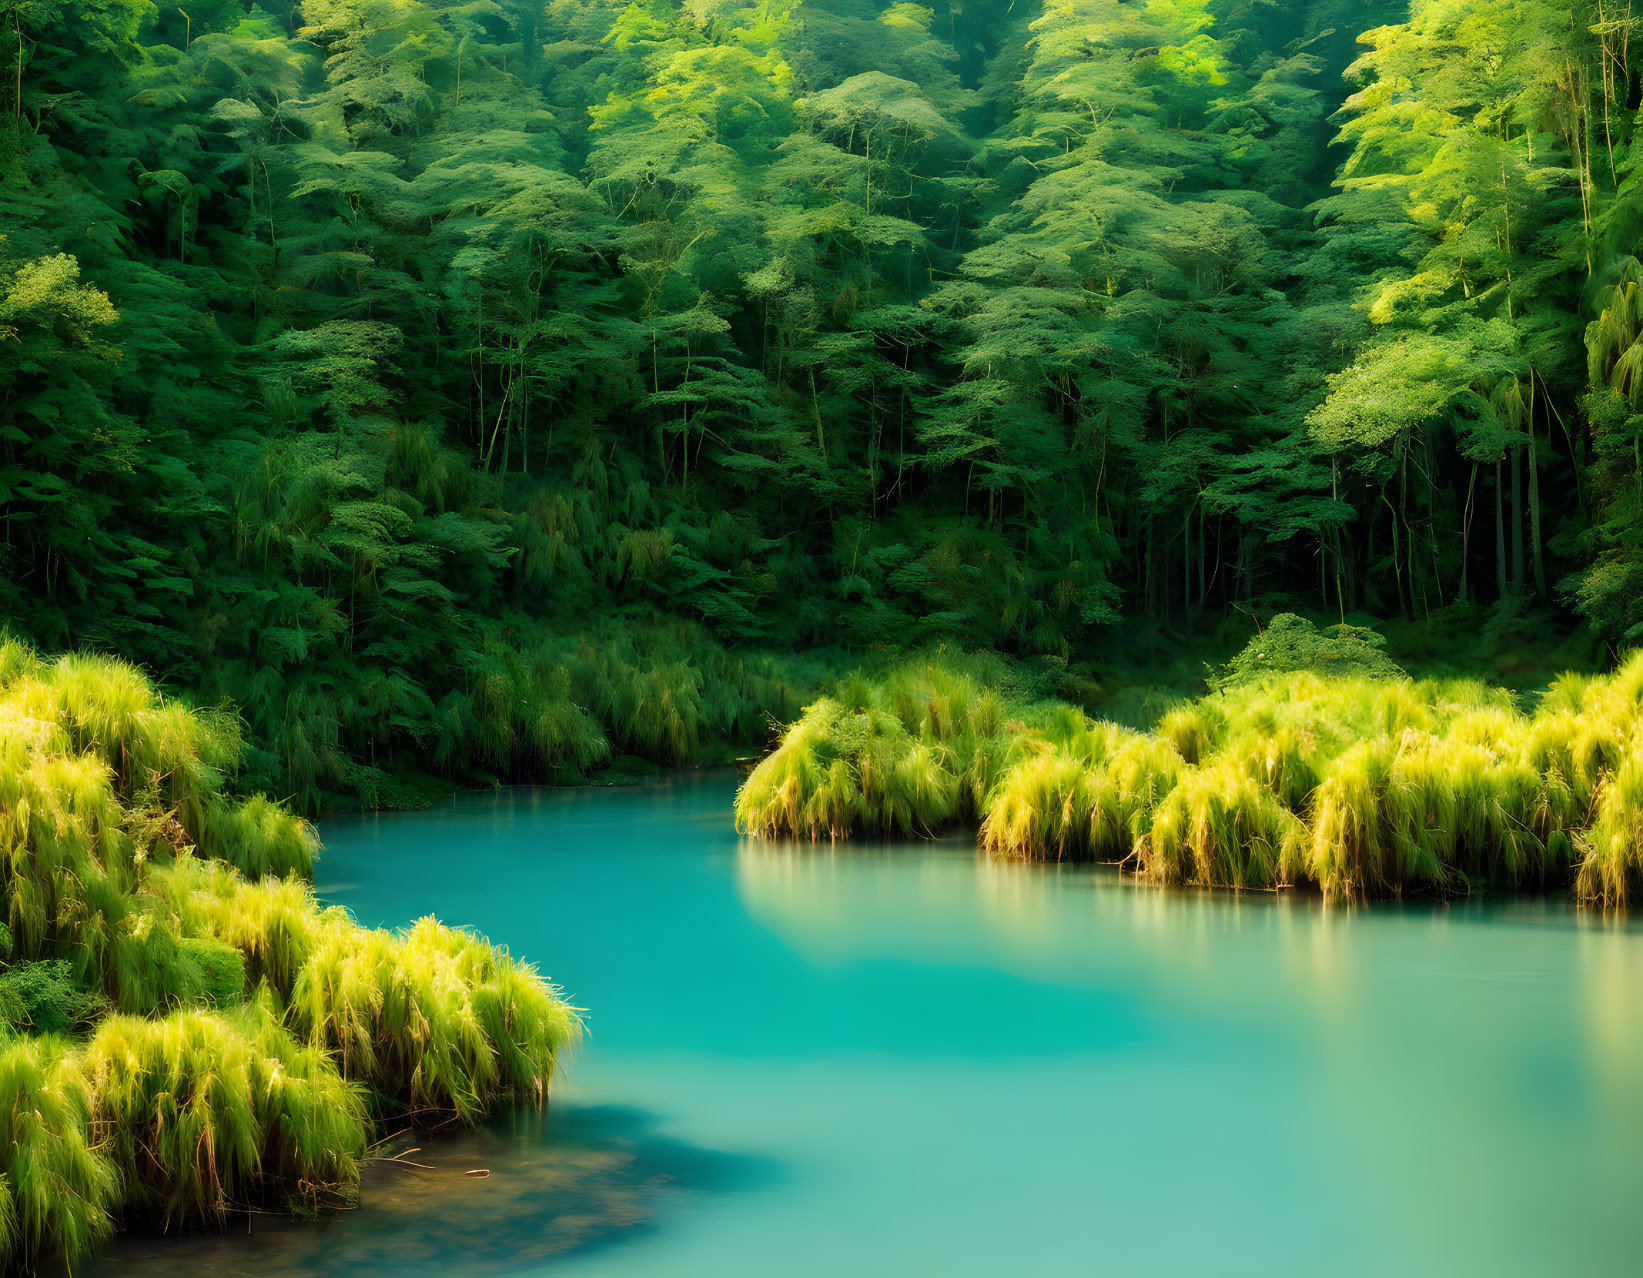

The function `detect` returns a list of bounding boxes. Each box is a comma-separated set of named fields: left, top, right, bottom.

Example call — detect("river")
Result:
left=93, top=770, right=1643, bottom=1276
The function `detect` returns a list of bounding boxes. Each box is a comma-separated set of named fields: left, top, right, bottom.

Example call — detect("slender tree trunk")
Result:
left=1364, top=517, right=1373, bottom=611
left=1527, top=372, right=1546, bottom=595
left=1197, top=503, right=1206, bottom=608
left=1145, top=517, right=1154, bottom=621
left=1458, top=462, right=1477, bottom=605
left=1511, top=435, right=1524, bottom=589
left=1384, top=493, right=1407, bottom=619
left=1495, top=460, right=1508, bottom=597
left=1343, top=529, right=1355, bottom=613
left=1332, top=529, right=1346, bottom=624
left=1183, top=507, right=1191, bottom=616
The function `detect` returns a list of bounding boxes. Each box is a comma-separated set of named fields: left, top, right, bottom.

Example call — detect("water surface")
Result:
left=97, top=772, right=1643, bottom=1276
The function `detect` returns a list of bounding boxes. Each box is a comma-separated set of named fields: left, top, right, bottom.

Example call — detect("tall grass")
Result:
left=733, top=699, right=961, bottom=838
left=155, top=859, right=581, bottom=1122
left=82, top=1001, right=368, bottom=1224
left=0, top=643, right=584, bottom=1268
left=980, top=728, right=1183, bottom=863
left=741, top=649, right=1643, bottom=905
left=1576, top=754, right=1643, bottom=907
left=197, top=792, right=317, bottom=878
left=736, top=654, right=1045, bottom=839
left=0, top=1037, right=117, bottom=1269
left=1142, top=761, right=1308, bottom=891
left=287, top=917, right=581, bottom=1121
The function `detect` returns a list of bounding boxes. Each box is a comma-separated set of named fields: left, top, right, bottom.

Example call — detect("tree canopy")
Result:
left=2, top=0, right=1639, bottom=804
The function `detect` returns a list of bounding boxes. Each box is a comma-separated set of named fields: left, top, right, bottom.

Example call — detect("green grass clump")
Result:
left=198, top=793, right=317, bottom=878
left=1576, top=754, right=1643, bottom=907
left=736, top=653, right=1049, bottom=839
left=741, top=646, right=1643, bottom=905
left=287, top=917, right=581, bottom=1122
left=0, top=1037, right=118, bottom=1270
left=1305, top=737, right=1443, bottom=900
left=978, top=748, right=1099, bottom=861
left=1141, top=761, right=1308, bottom=890
left=0, top=642, right=582, bottom=1268
left=154, top=859, right=581, bottom=1123
left=735, top=698, right=960, bottom=838
left=82, top=1002, right=369, bottom=1225
left=1157, top=702, right=1221, bottom=766
left=156, top=858, right=330, bottom=995
left=980, top=727, right=1183, bottom=862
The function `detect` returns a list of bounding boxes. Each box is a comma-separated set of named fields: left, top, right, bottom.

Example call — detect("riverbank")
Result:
left=736, top=634, right=1643, bottom=904
left=0, top=640, right=579, bottom=1272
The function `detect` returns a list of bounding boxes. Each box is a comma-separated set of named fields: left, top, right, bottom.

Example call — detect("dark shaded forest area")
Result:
left=5, top=0, right=1643, bottom=808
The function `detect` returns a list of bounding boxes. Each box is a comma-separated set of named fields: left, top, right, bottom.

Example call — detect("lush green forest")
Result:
left=7, top=0, right=1643, bottom=808
left=8, top=1, right=1643, bottom=1264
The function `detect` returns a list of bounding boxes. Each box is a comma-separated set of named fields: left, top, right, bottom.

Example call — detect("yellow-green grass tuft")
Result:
left=1141, top=761, right=1308, bottom=891
left=735, top=698, right=962, bottom=838
left=1576, top=752, right=1643, bottom=908
left=81, top=1001, right=369, bottom=1225
left=0, top=1036, right=117, bottom=1270
left=287, top=917, right=582, bottom=1123
left=741, top=648, right=1643, bottom=905
left=0, top=646, right=584, bottom=1268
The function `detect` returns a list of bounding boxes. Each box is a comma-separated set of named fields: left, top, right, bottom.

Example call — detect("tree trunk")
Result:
left=1144, top=516, right=1155, bottom=621
left=1458, top=462, right=1477, bottom=605
left=1494, top=460, right=1508, bottom=597
left=1527, top=372, right=1546, bottom=596
left=1183, top=507, right=1191, bottom=617
left=1511, top=436, right=1524, bottom=589
left=1198, top=503, right=1207, bottom=608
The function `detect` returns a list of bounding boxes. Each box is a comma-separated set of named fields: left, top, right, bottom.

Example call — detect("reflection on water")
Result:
left=92, top=773, right=1643, bottom=1277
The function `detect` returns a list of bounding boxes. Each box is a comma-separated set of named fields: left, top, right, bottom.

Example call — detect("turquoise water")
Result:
left=97, top=772, right=1643, bottom=1276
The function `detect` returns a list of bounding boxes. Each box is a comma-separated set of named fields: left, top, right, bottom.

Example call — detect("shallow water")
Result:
left=96, top=771, right=1643, bottom=1276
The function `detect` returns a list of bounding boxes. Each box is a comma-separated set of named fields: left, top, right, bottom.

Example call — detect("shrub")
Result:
left=1220, top=614, right=1404, bottom=685
left=0, top=961, right=108, bottom=1036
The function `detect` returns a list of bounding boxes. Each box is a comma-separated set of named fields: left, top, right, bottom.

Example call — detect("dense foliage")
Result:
left=0, top=639, right=578, bottom=1269
left=737, top=649, right=1643, bottom=904
left=6, top=0, right=1643, bottom=804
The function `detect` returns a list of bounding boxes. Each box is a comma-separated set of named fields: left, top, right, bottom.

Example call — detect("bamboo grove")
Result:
left=7, top=0, right=1643, bottom=808
left=0, top=637, right=580, bottom=1270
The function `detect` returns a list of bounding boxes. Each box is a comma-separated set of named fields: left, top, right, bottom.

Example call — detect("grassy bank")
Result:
left=0, top=639, right=579, bottom=1270
left=735, top=625, right=1643, bottom=905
